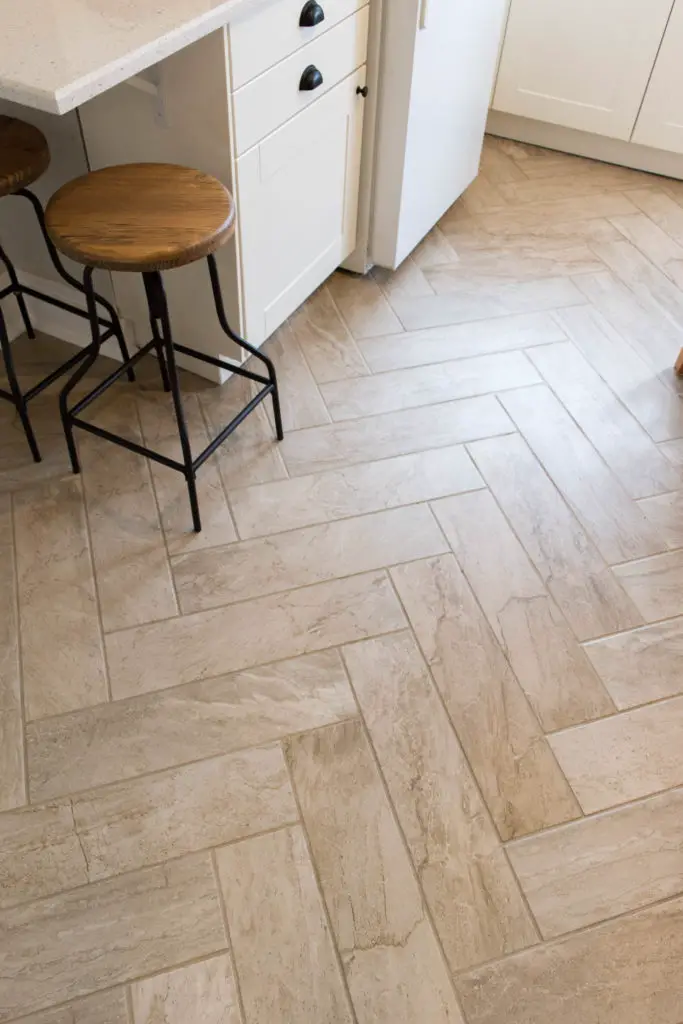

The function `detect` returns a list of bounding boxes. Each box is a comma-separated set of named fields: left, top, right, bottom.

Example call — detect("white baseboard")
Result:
left=486, top=110, right=683, bottom=181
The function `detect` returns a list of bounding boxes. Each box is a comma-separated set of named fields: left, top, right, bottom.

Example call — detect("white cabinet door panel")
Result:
left=494, top=0, right=675, bottom=140
left=633, top=0, right=683, bottom=153
left=236, top=68, right=366, bottom=345
left=371, top=0, right=508, bottom=269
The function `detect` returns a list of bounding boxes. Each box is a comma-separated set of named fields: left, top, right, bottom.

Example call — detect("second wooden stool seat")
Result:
left=45, top=163, right=236, bottom=271
left=46, top=161, right=282, bottom=533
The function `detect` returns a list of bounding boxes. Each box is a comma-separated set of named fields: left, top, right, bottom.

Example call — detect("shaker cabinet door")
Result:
left=493, top=0, right=675, bottom=140
left=632, top=0, right=683, bottom=153
left=235, top=67, right=366, bottom=346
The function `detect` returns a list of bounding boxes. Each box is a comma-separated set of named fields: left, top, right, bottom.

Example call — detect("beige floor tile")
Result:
left=217, top=827, right=353, bottom=1024
left=28, top=651, right=354, bottom=801
left=462, top=174, right=509, bottom=214
left=80, top=398, right=177, bottom=633
left=372, top=259, right=434, bottom=300
left=0, top=801, right=88, bottom=910
left=455, top=894, right=683, bottom=1024
left=0, top=432, right=72, bottom=495
left=106, top=571, right=405, bottom=698
left=131, top=955, right=239, bottom=1024
left=172, top=505, right=448, bottom=613
left=72, top=745, right=296, bottom=880
left=14, top=478, right=107, bottom=720
left=499, top=385, right=664, bottom=564
left=475, top=191, right=638, bottom=235
left=391, top=555, right=580, bottom=839
left=0, top=494, right=10, bottom=544
left=468, top=434, right=643, bottom=641
left=494, top=138, right=604, bottom=179
left=287, top=285, right=369, bottom=384
left=0, top=544, right=23, bottom=811
left=576, top=270, right=683, bottom=376
left=229, top=445, right=483, bottom=540
left=594, top=236, right=683, bottom=328
left=320, top=351, right=540, bottom=421
left=433, top=491, right=614, bottom=730
left=200, top=375, right=288, bottom=489
left=554, top=305, right=683, bottom=443
left=479, top=139, right=528, bottom=184
left=584, top=617, right=683, bottom=709
left=612, top=549, right=683, bottom=621
left=508, top=787, right=683, bottom=938
left=279, top=395, right=513, bottom=477
left=627, top=187, right=683, bottom=246
left=285, top=720, right=464, bottom=1024
left=528, top=342, right=683, bottom=499
left=611, top=212, right=683, bottom=289
left=411, top=225, right=460, bottom=267
left=260, top=321, right=331, bottom=431
left=549, top=695, right=683, bottom=811
left=442, top=217, right=623, bottom=251
left=20, top=989, right=129, bottom=1024
left=0, top=853, right=224, bottom=1022
left=661, top=438, right=683, bottom=465
left=498, top=167, right=654, bottom=204
left=637, top=490, right=683, bottom=548
left=357, top=312, right=565, bottom=372
left=136, top=391, right=238, bottom=556
left=344, top=631, right=538, bottom=971
left=326, top=271, right=403, bottom=339
left=423, top=247, right=603, bottom=289
left=387, top=276, right=584, bottom=331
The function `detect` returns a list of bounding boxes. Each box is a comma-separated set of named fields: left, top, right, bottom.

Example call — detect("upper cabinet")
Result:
left=493, top=0, right=675, bottom=140
left=632, top=0, right=683, bottom=154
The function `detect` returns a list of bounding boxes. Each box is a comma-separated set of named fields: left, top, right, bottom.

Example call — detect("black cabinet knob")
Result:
left=356, top=85, right=369, bottom=98
left=299, top=1, right=325, bottom=27
left=299, top=65, right=324, bottom=91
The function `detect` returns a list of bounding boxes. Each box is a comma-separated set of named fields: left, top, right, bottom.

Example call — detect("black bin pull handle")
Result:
left=300, top=1, right=325, bottom=26
left=299, top=65, right=324, bottom=91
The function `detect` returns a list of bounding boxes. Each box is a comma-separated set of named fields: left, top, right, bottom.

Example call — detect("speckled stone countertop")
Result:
left=0, top=0, right=272, bottom=114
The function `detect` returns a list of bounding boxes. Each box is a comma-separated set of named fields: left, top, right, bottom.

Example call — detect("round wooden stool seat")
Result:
left=0, top=116, right=50, bottom=199
left=45, top=163, right=236, bottom=273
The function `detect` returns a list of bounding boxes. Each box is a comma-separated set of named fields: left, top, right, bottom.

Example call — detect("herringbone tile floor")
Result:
left=3, top=135, right=683, bottom=1024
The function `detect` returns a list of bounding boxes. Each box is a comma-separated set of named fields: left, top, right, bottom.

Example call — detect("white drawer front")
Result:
left=232, top=5, right=369, bottom=155
left=229, top=0, right=368, bottom=90
left=235, top=67, right=367, bottom=346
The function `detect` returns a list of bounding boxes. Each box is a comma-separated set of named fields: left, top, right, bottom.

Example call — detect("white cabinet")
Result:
left=494, top=0, right=675, bottom=140
left=236, top=67, right=366, bottom=345
left=371, top=0, right=508, bottom=269
left=633, top=0, right=683, bottom=154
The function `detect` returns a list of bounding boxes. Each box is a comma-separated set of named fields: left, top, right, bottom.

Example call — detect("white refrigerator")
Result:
left=351, top=0, right=508, bottom=272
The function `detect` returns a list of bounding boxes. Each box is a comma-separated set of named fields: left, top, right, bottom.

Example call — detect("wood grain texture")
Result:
left=344, top=631, right=538, bottom=971
left=433, top=490, right=614, bottom=730
left=285, top=720, right=465, bottom=1024
left=45, top=164, right=235, bottom=271
left=0, top=115, right=50, bottom=198
left=217, top=828, right=353, bottom=1024
left=391, top=555, right=581, bottom=839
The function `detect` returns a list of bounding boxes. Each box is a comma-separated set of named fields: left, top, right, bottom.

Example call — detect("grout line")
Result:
left=545, top=689, right=683, bottom=739
left=281, top=739, right=361, bottom=1024
left=125, top=984, right=135, bottom=1024
left=323, top=283, right=374, bottom=374
left=210, top=848, right=249, bottom=1024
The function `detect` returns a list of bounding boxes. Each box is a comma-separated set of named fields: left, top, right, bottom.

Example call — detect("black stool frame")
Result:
left=0, top=188, right=133, bottom=461
left=59, top=253, right=283, bottom=532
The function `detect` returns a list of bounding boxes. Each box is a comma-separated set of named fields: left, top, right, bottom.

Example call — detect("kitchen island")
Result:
left=0, top=0, right=505, bottom=378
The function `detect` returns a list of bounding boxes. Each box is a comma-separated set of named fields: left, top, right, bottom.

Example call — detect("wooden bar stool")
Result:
left=45, top=163, right=282, bottom=532
left=0, top=115, right=133, bottom=461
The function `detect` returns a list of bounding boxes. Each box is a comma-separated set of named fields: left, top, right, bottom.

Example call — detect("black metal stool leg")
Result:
left=142, top=275, right=172, bottom=394
left=59, top=266, right=103, bottom=474
left=143, top=270, right=201, bottom=532
left=0, top=245, right=35, bottom=339
left=16, top=188, right=136, bottom=382
left=206, top=253, right=283, bottom=441
left=0, top=304, right=40, bottom=462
